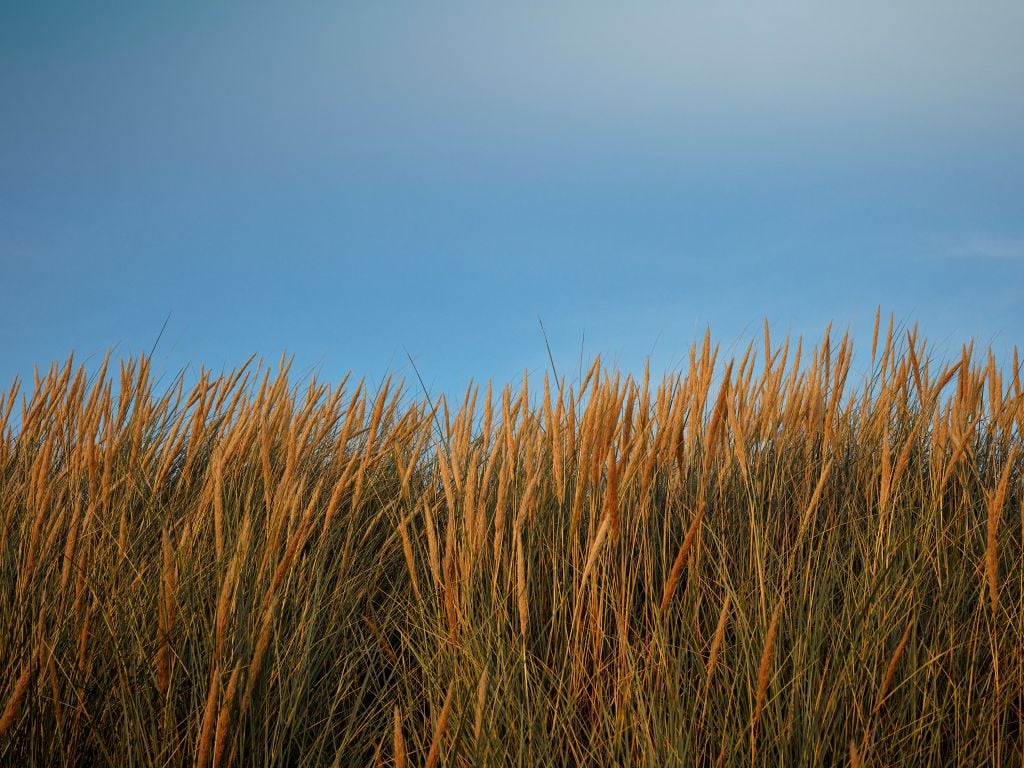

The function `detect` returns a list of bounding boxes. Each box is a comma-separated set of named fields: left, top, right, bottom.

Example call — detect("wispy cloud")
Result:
left=948, top=237, right=1024, bottom=262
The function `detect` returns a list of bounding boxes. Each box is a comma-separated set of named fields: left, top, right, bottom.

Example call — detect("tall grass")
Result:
left=0, top=318, right=1022, bottom=766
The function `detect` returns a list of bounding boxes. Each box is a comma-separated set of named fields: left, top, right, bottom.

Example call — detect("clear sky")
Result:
left=2, top=2, right=1023, bottom=397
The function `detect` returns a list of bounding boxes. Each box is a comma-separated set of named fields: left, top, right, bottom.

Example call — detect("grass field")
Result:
left=1, top=317, right=1021, bottom=766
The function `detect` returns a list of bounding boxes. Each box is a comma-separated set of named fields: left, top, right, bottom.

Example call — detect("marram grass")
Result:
left=1, top=320, right=1022, bottom=766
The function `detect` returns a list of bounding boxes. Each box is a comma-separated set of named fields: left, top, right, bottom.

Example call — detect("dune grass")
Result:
left=0, top=317, right=1022, bottom=766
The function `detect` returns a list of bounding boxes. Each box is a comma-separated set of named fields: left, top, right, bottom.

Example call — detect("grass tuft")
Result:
left=0, top=324, right=1021, bottom=765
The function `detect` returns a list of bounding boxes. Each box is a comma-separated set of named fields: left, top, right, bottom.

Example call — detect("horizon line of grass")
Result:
left=0, top=316, right=1022, bottom=766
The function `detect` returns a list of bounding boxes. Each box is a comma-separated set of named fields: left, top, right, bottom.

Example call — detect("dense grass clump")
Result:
left=0, top=319, right=1022, bottom=766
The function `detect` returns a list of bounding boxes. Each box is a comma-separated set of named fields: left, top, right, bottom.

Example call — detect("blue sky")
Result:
left=2, top=2, right=1022, bottom=397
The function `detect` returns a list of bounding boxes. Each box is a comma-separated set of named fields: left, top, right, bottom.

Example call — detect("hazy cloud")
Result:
left=290, top=1, right=1024, bottom=149
left=7, top=1, right=1021, bottom=165
left=948, top=236, right=1024, bottom=262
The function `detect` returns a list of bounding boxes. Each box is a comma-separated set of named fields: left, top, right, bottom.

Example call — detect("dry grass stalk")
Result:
left=705, top=593, right=732, bottom=687
left=751, top=599, right=783, bottom=764
left=0, top=660, right=33, bottom=740
left=195, top=667, right=220, bottom=768
left=473, top=667, right=489, bottom=745
left=211, top=663, right=242, bottom=768
left=240, top=600, right=276, bottom=718
left=424, top=682, right=456, bottom=768
left=875, top=616, right=914, bottom=714
left=397, top=510, right=423, bottom=603
left=860, top=611, right=915, bottom=759
left=214, top=560, right=238, bottom=665
left=213, top=453, right=225, bottom=561
left=987, top=448, right=1017, bottom=616
left=515, top=518, right=529, bottom=639
left=849, top=739, right=862, bottom=768
left=393, top=705, right=406, bottom=768
left=659, top=504, right=706, bottom=615
left=157, top=527, right=177, bottom=702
